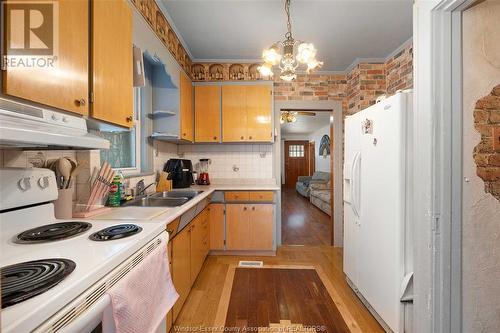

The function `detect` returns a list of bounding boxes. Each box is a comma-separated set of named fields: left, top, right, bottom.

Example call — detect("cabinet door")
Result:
left=167, top=242, right=173, bottom=332
left=2, top=0, right=89, bottom=115
left=92, top=0, right=133, bottom=127
left=189, top=215, right=205, bottom=285
left=195, top=86, right=221, bottom=142
left=246, top=85, right=272, bottom=142
left=222, top=86, right=247, bottom=142
left=180, top=72, right=194, bottom=141
left=209, top=204, right=225, bottom=250
left=226, top=204, right=250, bottom=250
left=200, top=209, right=210, bottom=257
left=249, top=205, right=274, bottom=250
left=172, top=226, right=191, bottom=320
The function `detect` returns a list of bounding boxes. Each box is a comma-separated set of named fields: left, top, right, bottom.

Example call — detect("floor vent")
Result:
left=239, top=260, right=263, bottom=267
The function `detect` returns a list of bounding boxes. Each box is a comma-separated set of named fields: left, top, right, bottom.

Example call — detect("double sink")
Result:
left=124, top=190, right=203, bottom=207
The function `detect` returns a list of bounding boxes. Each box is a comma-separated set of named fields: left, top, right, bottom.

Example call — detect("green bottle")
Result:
left=108, top=175, right=122, bottom=207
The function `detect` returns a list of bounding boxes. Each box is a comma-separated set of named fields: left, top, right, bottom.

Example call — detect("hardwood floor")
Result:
left=281, top=187, right=331, bottom=245
left=224, top=268, right=350, bottom=332
left=174, top=246, right=384, bottom=333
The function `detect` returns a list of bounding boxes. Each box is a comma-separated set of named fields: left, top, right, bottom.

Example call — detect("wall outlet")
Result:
left=493, top=127, right=500, bottom=152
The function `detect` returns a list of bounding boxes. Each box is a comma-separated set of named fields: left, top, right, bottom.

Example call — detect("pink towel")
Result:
left=105, top=241, right=179, bottom=333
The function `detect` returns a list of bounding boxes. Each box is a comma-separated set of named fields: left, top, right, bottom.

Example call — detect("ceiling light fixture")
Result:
left=258, top=0, right=323, bottom=81
left=280, top=111, right=297, bottom=124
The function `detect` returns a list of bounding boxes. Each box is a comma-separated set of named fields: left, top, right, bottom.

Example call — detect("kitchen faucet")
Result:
left=135, top=179, right=155, bottom=196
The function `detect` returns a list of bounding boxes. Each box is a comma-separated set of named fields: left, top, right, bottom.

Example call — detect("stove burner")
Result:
left=16, top=222, right=92, bottom=243
left=1, top=259, right=76, bottom=308
left=89, top=224, right=142, bottom=241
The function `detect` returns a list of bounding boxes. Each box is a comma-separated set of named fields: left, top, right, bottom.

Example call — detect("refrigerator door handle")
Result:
left=351, top=152, right=361, bottom=219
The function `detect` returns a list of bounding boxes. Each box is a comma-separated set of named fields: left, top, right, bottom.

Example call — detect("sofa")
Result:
left=310, top=180, right=332, bottom=216
left=295, top=171, right=330, bottom=198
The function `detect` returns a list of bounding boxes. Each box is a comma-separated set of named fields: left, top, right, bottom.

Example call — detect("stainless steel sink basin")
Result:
left=151, top=190, right=203, bottom=199
left=124, top=196, right=189, bottom=207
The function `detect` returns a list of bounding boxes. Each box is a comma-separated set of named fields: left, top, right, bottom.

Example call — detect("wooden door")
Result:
left=92, top=0, right=133, bottom=127
left=190, top=216, right=205, bottom=286
left=308, top=141, right=316, bottom=176
left=222, top=86, right=247, bottom=142
left=3, top=0, right=89, bottom=115
left=226, top=204, right=250, bottom=250
left=284, top=140, right=310, bottom=188
left=172, top=225, right=191, bottom=320
left=195, top=86, right=220, bottom=142
left=209, top=204, right=225, bottom=250
left=246, top=85, right=272, bottom=142
left=180, top=72, right=194, bottom=141
left=248, top=205, right=274, bottom=250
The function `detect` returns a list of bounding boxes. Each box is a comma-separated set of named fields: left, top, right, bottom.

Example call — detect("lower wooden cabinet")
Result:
left=226, top=204, right=274, bottom=251
left=170, top=207, right=210, bottom=323
left=209, top=204, right=225, bottom=250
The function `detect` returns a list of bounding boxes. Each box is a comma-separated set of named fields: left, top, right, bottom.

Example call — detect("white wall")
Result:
left=309, top=124, right=331, bottom=173
left=462, top=2, right=500, bottom=331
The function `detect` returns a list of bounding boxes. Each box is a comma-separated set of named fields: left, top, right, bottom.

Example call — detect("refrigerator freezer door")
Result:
left=356, top=93, right=406, bottom=333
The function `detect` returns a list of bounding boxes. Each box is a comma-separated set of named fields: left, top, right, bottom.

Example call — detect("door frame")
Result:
left=414, top=0, right=474, bottom=331
left=274, top=100, right=343, bottom=246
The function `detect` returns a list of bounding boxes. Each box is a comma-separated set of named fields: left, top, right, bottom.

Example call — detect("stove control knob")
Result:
left=38, top=176, right=50, bottom=189
left=18, top=177, right=32, bottom=191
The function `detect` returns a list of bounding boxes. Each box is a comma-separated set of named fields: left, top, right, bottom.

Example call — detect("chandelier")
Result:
left=258, top=0, right=323, bottom=81
left=280, top=111, right=297, bottom=124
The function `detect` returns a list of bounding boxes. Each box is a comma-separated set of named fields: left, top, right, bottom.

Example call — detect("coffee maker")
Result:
left=163, top=159, right=194, bottom=188
left=197, top=158, right=211, bottom=185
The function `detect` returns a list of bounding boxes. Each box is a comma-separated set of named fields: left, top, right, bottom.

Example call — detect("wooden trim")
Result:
left=330, top=118, right=334, bottom=245
left=208, top=250, right=276, bottom=257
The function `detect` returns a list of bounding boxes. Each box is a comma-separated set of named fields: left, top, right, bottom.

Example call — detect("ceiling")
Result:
left=281, top=112, right=331, bottom=135
left=161, top=0, right=413, bottom=71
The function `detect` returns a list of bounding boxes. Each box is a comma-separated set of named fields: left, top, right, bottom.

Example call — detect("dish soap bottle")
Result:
left=107, top=175, right=122, bottom=207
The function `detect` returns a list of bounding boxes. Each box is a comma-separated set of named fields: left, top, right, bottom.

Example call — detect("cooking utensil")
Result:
left=58, top=157, right=72, bottom=189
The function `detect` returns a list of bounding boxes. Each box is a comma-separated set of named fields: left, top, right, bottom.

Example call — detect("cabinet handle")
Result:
left=126, top=116, right=133, bottom=122
left=213, top=136, right=217, bottom=140
left=167, top=228, right=173, bottom=234
left=240, top=136, right=244, bottom=140
left=76, top=98, right=86, bottom=106
left=249, top=136, right=253, bottom=140
left=183, top=132, right=187, bottom=136
left=243, top=206, right=247, bottom=211
left=252, top=206, right=255, bottom=211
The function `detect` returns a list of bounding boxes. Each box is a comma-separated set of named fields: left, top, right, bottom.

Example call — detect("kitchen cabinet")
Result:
left=91, top=0, right=133, bottom=128
left=167, top=242, right=173, bottom=332
left=2, top=0, right=89, bottom=115
left=209, top=204, right=225, bottom=250
left=195, top=86, right=221, bottom=142
left=224, top=191, right=250, bottom=202
left=171, top=224, right=191, bottom=320
left=190, top=209, right=209, bottom=285
left=226, top=204, right=274, bottom=251
left=180, top=72, right=194, bottom=141
left=222, top=85, right=272, bottom=143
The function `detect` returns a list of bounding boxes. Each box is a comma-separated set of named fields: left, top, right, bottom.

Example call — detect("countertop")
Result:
left=95, top=183, right=281, bottom=230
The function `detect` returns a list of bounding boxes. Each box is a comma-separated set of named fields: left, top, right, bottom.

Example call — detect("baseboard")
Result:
left=209, top=250, right=276, bottom=257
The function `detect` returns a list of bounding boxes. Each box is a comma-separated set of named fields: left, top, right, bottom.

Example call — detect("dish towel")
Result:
left=105, top=241, right=179, bottom=333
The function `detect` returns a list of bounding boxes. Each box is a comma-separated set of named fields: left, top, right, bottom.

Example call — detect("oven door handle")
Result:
left=60, top=295, right=112, bottom=333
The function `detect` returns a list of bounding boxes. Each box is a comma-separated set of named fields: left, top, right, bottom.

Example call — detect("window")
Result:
left=289, top=144, right=305, bottom=158
left=94, top=87, right=144, bottom=173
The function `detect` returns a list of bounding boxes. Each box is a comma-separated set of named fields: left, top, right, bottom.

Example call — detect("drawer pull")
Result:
left=243, top=207, right=247, bottom=211
left=252, top=207, right=255, bottom=211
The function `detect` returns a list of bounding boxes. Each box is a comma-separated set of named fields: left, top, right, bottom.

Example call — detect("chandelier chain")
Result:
left=284, top=0, right=292, bottom=40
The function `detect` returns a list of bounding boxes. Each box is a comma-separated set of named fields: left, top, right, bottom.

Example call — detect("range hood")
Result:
left=0, top=98, right=109, bottom=149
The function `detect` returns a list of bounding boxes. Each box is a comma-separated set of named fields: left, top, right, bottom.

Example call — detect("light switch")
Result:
left=493, top=127, right=500, bottom=152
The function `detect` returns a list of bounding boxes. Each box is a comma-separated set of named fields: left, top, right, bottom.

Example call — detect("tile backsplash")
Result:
left=178, top=144, right=273, bottom=180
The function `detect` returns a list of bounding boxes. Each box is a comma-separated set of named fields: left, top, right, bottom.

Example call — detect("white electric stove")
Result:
left=0, top=168, right=168, bottom=333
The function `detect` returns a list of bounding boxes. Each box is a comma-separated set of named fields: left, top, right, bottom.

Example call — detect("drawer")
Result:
left=224, top=191, right=250, bottom=201
left=249, top=191, right=274, bottom=202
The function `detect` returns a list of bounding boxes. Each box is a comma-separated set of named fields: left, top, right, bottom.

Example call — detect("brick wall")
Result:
left=385, top=43, right=413, bottom=94
left=346, top=63, right=386, bottom=115
left=473, top=84, right=500, bottom=201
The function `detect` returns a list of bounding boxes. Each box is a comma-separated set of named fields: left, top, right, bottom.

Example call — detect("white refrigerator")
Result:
left=343, top=91, right=413, bottom=333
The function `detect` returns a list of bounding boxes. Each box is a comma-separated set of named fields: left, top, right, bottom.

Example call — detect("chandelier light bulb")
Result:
left=296, top=43, right=317, bottom=64
left=306, top=59, right=324, bottom=73
left=262, top=45, right=281, bottom=65
left=257, top=63, right=274, bottom=77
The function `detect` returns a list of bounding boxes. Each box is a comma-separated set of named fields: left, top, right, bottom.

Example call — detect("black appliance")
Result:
left=163, top=159, right=194, bottom=188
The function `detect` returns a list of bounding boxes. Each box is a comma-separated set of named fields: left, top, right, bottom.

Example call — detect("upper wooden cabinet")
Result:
left=91, top=0, right=133, bottom=128
left=195, top=86, right=221, bottom=142
left=180, top=72, right=194, bottom=141
left=2, top=0, right=89, bottom=115
left=222, top=85, right=272, bottom=143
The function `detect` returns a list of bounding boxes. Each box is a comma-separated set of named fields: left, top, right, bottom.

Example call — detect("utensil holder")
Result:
left=54, top=188, right=74, bottom=219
